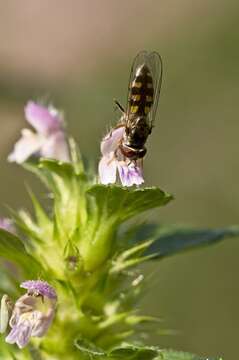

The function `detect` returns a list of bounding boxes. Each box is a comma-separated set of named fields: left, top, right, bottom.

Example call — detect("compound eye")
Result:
left=138, top=148, right=147, bottom=158
left=125, top=149, right=137, bottom=159
left=120, top=144, right=137, bottom=160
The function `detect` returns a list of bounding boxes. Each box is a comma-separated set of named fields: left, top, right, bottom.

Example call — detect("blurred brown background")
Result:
left=0, top=1, right=238, bottom=359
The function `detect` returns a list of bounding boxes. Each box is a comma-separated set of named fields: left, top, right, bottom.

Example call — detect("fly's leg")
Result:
left=113, top=99, right=125, bottom=114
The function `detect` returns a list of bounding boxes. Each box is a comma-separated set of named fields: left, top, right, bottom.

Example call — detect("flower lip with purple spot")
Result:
left=20, top=280, right=57, bottom=300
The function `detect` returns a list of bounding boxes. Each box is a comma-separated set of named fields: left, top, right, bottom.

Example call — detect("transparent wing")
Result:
left=125, top=51, right=163, bottom=126
left=146, top=51, right=163, bottom=126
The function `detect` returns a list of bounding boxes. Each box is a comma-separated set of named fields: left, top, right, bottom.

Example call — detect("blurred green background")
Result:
left=0, top=1, right=238, bottom=359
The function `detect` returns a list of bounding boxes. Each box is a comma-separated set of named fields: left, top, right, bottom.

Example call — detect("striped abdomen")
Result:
left=129, top=64, right=154, bottom=116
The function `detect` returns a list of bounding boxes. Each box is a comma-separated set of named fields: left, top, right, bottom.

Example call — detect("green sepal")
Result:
left=0, top=229, right=41, bottom=277
left=110, top=239, right=154, bottom=273
left=27, top=187, right=51, bottom=230
left=39, top=159, right=89, bottom=239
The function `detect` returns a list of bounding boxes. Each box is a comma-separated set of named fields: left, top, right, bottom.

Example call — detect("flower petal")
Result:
left=25, top=101, right=62, bottom=136
left=31, top=309, right=55, bottom=337
left=6, top=318, right=32, bottom=349
left=16, top=320, right=32, bottom=349
left=8, top=129, right=44, bottom=164
left=98, top=156, right=117, bottom=184
left=41, top=131, right=70, bottom=162
left=5, top=325, right=19, bottom=344
left=0, top=218, right=15, bottom=234
left=118, top=161, right=144, bottom=187
left=101, top=127, right=125, bottom=156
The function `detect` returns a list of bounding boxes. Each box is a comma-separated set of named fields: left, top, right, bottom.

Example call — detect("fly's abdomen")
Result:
left=129, top=64, right=154, bottom=116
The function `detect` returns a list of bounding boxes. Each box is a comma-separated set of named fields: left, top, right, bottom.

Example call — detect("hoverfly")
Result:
left=115, top=51, right=163, bottom=161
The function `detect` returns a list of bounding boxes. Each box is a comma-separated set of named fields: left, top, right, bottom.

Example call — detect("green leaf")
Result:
left=108, top=345, right=221, bottom=360
left=111, top=344, right=223, bottom=360
left=0, top=229, right=41, bottom=277
left=74, top=337, right=106, bottom=358
left=146, top=226, right=239, bottom=258
left=157, top=349, right=222, bottom=360
left=117, top=222, right=239, bottom=270
left=144, top=225, right=239, bottom=259
left=108, top=344, right=158, bottom=359
left=123, top=223, right=159, bottom=245
left=74, top=341, right=221, bottom=360
left=74, top=341, right=158, bottom=359
left=87, top=185, right=173, bottom=223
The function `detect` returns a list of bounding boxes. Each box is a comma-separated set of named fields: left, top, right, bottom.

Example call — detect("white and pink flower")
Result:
left=98, top=126, right=144, bottom=187
left=0, top=218, right=15, bottom=234
left=2, top=280, right=57, bottom=349
left=8, top=101, right=70, bottom=163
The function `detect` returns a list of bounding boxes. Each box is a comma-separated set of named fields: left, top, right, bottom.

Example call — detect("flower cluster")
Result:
left=1, top=280, right=57, bottom=349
